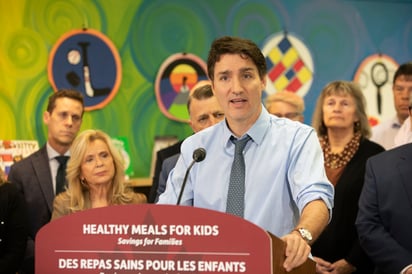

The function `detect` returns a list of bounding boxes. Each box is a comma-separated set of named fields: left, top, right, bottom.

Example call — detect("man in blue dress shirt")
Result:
left=158, top=36, right=334, bottom=272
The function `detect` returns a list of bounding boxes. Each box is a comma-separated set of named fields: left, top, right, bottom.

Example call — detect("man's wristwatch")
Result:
left=293, top=228, right=313, bottom=243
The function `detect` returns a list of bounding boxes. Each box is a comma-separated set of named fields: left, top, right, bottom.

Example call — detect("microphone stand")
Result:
left=176, top=148, right=206, bottom=205
left=176, top=160, right=196, bottom=205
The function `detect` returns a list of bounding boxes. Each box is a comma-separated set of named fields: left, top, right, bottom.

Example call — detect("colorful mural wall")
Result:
left=1, top=0, right=411, bottom=177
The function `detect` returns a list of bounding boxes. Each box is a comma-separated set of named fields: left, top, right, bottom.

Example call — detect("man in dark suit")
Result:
left=8, top=89, right=84, bottom=273
left=356, top=143, right=412, bottom=274
left=148, top=140, right=182, bottom=203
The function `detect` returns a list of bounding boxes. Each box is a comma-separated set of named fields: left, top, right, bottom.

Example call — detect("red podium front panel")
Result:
left=36, top=204, right=273, bottom=274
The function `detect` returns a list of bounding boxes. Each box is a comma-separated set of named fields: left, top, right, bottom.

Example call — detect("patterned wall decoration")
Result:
left=155, top=53, right=208, bottom=122
left=1, top=0, right=411, bottom=177
left=262, top=32, right=314, bottom=100
left=48, top=28, right=122, bottom=110
left=353, top=54, right=399, bottom=126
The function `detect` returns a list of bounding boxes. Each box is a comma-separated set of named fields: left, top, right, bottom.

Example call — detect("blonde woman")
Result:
left=52, top=129, right=146, bottom=219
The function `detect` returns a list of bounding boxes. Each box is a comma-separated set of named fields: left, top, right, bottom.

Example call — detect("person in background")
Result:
left=356, top=144, right=412, bottom=274
left=311, top=81, right=384, bottom=274
left=370, top=62, right=412, bottom=150
left=393, top=86, right=412, bottom=147
left=148, top=79, right=217, bottom=203
left=148, top=139, right=182, bottom=203
left=153, top=83, right=224, bottom=202
left=0, top=169, right=28, bottom=274
left=52, top=129, right=146, bottom=220
left=158, top=36, right=334, bottom=272
left=265, top=90, right=305, bottom=122
left=8, top=89, right=84, bottom=274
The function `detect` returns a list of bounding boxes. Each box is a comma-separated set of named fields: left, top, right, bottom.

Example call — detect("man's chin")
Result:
left=57, top=137, right=75, bottom=146
left=399, top=111, right=410, bottom=120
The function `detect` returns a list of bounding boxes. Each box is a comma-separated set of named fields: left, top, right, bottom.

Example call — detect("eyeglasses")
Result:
left=273, top=112, right=302, bottom=119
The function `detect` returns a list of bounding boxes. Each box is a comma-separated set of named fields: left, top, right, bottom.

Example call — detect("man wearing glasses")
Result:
left=265, top=90, right=305, bottom=122
left=371, top=62, right=412, bottom=150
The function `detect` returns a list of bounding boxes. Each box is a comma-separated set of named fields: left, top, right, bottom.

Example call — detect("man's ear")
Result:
left=260, top=75, right=267, bottom=90
left=43, top=111, right=50, bottom=124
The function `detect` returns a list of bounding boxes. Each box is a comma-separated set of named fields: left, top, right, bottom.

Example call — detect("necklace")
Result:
left=320, top=133, right=361, bottom=169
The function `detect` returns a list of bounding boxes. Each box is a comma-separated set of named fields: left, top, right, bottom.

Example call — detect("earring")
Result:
left=354, top=121, right=360, bottom=132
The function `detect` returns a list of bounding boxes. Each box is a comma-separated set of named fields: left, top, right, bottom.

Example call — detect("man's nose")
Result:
left=402, top=91, right=410, bottom=99
left=231, top=76, right=243, bottom=93
left=65, top=116, right=73, bottom=126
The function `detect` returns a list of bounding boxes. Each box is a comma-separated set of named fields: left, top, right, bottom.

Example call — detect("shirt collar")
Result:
left=222, top=104, right=269, bottom=146
left=391, top=116, right=402, bottom=128
left=46, top=142, right=70, bottom=160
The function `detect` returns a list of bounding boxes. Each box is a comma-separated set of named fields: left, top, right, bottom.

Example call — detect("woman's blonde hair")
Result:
left=312, top=80, right=371, bottom=138
left=65, top=129, right=134, bottom=212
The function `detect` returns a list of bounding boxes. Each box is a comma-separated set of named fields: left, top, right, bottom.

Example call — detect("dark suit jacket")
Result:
left=0, top=183, right=28, bottom=274
left=356, top=143, right=412, bottom=274
left=312, top=139, right=384, bottom=273
left=148, top=140, right=182, bottom=203
left=155, top=153, right=180, bottom=203
left=7, top=145, right=53, bottom=274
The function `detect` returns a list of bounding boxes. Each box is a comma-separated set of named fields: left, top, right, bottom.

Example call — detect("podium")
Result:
left=36, top=204, right=315, bottom=273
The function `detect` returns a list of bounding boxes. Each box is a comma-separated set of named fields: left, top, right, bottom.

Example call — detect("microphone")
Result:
left=193, top=147, right=206, bottom=162
left=176, top=148, right=206, bottom=205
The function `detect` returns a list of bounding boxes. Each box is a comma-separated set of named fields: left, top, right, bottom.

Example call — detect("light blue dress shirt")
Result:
left=158, top=106, right=334, bottom=238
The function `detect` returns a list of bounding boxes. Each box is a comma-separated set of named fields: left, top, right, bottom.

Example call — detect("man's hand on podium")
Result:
left=281, top=232, right=311, bottom=272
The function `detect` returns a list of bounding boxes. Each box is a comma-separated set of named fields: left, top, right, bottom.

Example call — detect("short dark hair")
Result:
left=187, top=84, right=214, bottom=113
left=47, top=89, right=85, bottom=115
left=393, top=62, right=412, bottom=84
left=207, top=36, right=267, bottom=81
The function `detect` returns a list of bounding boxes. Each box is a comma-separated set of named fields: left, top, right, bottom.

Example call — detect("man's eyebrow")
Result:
left=240, top=67, right=255, bottom=73
left=197, top=114, right=208, bottom=119
left=217, top=70, right=230, bottom=75
left=217, top=67, right=254, bottom=75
